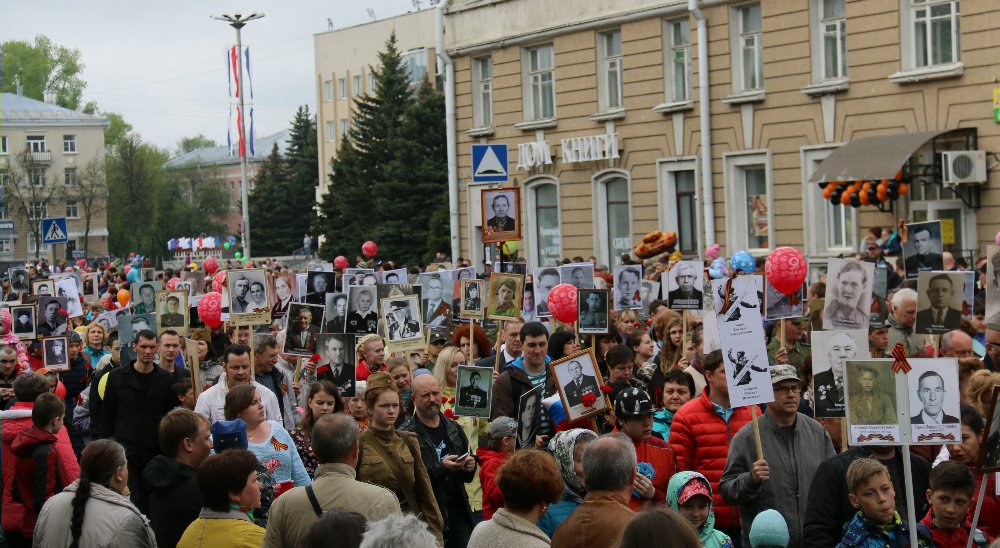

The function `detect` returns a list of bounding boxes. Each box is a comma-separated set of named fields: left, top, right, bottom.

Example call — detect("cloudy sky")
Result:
left=1, top=0, right=419, bottom=151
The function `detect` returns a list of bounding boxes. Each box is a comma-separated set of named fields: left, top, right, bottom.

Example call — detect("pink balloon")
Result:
left=547, top=283, right=579, bottom=324
left=334, top=256, right=349, bottom=270
left=203, top=256, right=219, bottom=275
left=123, top=265, right=132, bottom=275
left=166, top=277, right=182, bottom=290
left=764, top=247, right=808, bottom=296
left=212, top=270, right=228, bottom=293
left=362, top=241, right=378, bottom=257
left=198, top=291, right=224, bottom=328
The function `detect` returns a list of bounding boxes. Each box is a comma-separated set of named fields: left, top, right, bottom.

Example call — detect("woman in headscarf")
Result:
left=666, top=471, right=733, bottom=548
left=535, top=428, right=597, bottom=538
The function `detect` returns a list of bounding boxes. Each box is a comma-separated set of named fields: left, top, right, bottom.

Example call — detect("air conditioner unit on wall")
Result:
left=941, top=150, right=987, bottom=185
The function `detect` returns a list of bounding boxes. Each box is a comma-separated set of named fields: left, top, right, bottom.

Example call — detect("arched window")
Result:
left=594, top=172, right=632, bottom=267
left=525, top=177, right=561, bottom=268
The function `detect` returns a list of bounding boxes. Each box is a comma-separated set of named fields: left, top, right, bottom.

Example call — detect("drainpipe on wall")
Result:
left=437, top=0, right=460, bottom=264
left=690, top=0, right=716, bottom=251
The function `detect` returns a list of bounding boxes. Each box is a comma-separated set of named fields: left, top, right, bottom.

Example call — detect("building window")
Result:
left=63, top=135, right=76, bottom=153
left=353, top=75, right=362, bottom=96
left=659, top=159, right=700, bottom=256
left=472, top=57, right=493, bottom=128
left=26, top=136, right=45, bottom=153
left=401, top=49, right=429, bottom=86
left=523, top=44, right=555, bottom=121
left=597, top=29, right=623, bottom=111
left=594, top=173, right=632, bottom=267
left=368, top=72, right=377, bottom=92
left=801, top=146, right=856, bottom=255
left=815, top=0, right=847, bottom=80
left=325, top=121, right=335, bottom=142
left=0, top=239, right=11, bottom=255
left=65, top=167, right=77, bottom=186
left=339, top=78, right=347, bottom=99
left=29, top=168, right=45, bottom=187
left=527, top=179, right=561, bottom=268
left=340, top=119, right=349, bottom=138
left=674, top=171, right=698, bottom=254
left=324, top=80, right=333, bottom=101
left=66, top=200, right=79, bottom=219
left=912, top=0, right=960, bottom=67
left=1, top=136, right=7, bottom=155
left=30, top=201, right=47, bottom=220
left=733, top=3, right=764, bottom=92
left=724, top=152, right=772, bottom=252
left=664, top=18, right=692, bottom=102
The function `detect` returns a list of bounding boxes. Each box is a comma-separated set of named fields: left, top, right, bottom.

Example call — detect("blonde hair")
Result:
left=846, top=457, right=890, bottom=494
left=967, top=369, right=1000, bottom=418
left=84, top=322, right=108, bottom=346
left=433, top=346, right=465, bottom=389
left=617, top=309, right=638, bottom=327
left=356, top=334, right=383, bottom=361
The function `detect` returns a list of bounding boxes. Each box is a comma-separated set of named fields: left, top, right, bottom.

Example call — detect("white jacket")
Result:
left=34, top=481, right=156, bottom=548
left=194, top=379, right=282, bottom=425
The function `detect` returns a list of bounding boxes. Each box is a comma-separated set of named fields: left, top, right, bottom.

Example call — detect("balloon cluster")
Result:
left=821, top=173, right=909, bottom=208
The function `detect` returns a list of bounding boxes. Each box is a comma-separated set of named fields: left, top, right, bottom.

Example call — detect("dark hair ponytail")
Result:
left=69, top=439, right=127, bottom=548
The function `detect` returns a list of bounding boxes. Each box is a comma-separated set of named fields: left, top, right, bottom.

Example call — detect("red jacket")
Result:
left=919, top=509, right=991, bottom=547
left=628, top=435, right=675, bottom=511
left=355, top=360, right=384, bottom=382
left=972, top=471, right=1000, bottom=540
left=668, top=390, right=753, bottom=530
left=11, top=426, right=69, bottom=536
left=1, top=403, right=79, bottom=535
left=478, top=448, right=510, bottom=520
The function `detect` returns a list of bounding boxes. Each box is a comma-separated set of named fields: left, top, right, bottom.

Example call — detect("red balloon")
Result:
left=166, top=277, right=182, bottom=290
left=198, top=291, right=224, bottom=329
left=212, top=271, right=228, bottom=293
left=203, top=257, right=219, bottom=275
left=54, top=381, right=66, bottom=399
left=362, top=241, right=378, bottom=257
left=334, top=256, right=349, bottom=270
left=764, top=247, right=808, bottom=295
left=547, top=283, right=579, bottom=324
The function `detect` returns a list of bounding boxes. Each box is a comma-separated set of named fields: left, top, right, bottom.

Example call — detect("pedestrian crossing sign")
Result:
left=41, top=217, right=69, bottom=244
left=472, top=144, right=509, bottom=183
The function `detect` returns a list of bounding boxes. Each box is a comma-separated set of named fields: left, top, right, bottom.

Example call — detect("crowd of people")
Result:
left=0, top=240, right=998, bottom=548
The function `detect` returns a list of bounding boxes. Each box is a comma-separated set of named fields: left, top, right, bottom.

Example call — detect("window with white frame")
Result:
left=523, top=44, right=555, bottom=121
left=733, top=3, right=764, bottom=93
left=724, top=152, right=772, bottom=252
left=659, top=159, right=699, bottom=255
left=66, top=199, right=79, bottom=219
left=324, top=80, right=333, bottom=101
left=353, top=75, right=362, bottom=96
left=911, top=0, right=960, bottom=68
left=65, top=167, right=77, bottom=186
left=29, top=168, right=45, bottom=187
left=26, top=136, right=45, bottom=153
left=1, top=136, right=7, bottom=154
left=597, top=30, right=623, bottom=111
left=801, top=146, right=856, bottom=255
left=401, top=49, right=429, bottom=86
left=340, top=119, right=349, bottom=138
left=527, top=180, right=561, bottom=268
left=30, top=201, right=47, bottom=220
left=0, top=239, right=12, bottom=255
left=595, top=173, right=632, bottom=267
left=339, top=78, right=347, bottom=99
left=664, top=19, right=692, bottom=102
left=368, top=72, right=377, bottom=93
left=472, top=57, right=493, bottom=127
left=816, top=0, right=847, bottom=80
left=325, top=121, right=335, bottom=142
left=63, top=135, right=76, bottom=153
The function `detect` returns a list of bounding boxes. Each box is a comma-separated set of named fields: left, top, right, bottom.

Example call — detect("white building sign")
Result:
left=561, top=133, right=620, bottom=164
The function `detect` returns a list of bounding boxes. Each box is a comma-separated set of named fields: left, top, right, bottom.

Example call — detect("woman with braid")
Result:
left=33, top=439, right=156, bottom=547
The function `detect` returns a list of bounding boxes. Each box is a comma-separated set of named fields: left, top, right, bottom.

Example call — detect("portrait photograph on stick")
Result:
left=454, top=365, right=493, bottom=418
left=345, top=285, right=379, bottom=335
left=314, top=333, right=357, bottom=397
left=666, top=260, right=703, bottom=310
left=811, top=329, right=870, bottom=418
left=11, top=305, right=35, bottom=340
left=487, top=273, right=524, bottom=321
left=31, top=279, right=54, bottom=297
left=987, top=245, right=1000, bottom=329
left=131, top=281, right=162, bottom=315
left=156, top=290, right=188, bottom=333
left=305, top=271, right=336, bottom=305
left=43, top=336, right=69, bottom=372
left=118, top=313, right=156, bottom=346
left=381, top=295, right=423, bottom=348
left=481, top=187, right=521, bottom=243
left=269, top=272, right=297, bottom=321
left=577, top=289, right=610, bottom=334
left=560, top=263, right=594, bottom=290
left=844, top=359, right=899, bottom=445
left=517, top=383, right=543, bottom=449
left=284, top=302, right=324, bottom=356
left=227, top=269, right=271, bottom=325
left=613, top=264, right=642, bottom=311
left=36, top=296, right=69, bottom=336
left=823, top=258, right=874, bottom=330
left=324, top=292, right=348, bottom=333
left=532, top=267, right=560, bottom=318
left=907, top=358, right=961, bottom=444
left=459, top=279, right=485, bottom=320
left=550, top=348, right=607, bottom=422
left=902, top=220, right=944, bottom=278
left=915, top=271, right=965, bottom=335
left=9, top=268, right=29, bottom=294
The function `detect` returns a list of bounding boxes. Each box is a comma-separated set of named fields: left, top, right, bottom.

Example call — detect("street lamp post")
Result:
left=212, top=12, right=264, bottom=261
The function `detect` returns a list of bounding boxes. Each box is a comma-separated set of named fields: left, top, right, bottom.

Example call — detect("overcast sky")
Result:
left=1, top=0, right=420, bottom=151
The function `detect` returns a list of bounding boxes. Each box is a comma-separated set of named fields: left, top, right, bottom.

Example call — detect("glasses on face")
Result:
left=774, top=384, right=802, bottom=395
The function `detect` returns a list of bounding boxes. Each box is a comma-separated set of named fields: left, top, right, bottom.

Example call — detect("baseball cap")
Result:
left=770, top=364, right=800, bottom=385
left=488, top=417, right=518, bottom=440
left=677, top=479, right=712, bottom=505
left=614, top=387, right=654, bottom=417
left=210, top=419, right=248, bottom=451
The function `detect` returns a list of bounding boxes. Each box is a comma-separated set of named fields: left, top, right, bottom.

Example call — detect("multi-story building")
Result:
left=442, top=0, right=996, bottom=270
left=163, top=130, right=290, bottom=237
left=313, top=8, right=438, bottom=201
left=0, top=91, right=110, bottom=261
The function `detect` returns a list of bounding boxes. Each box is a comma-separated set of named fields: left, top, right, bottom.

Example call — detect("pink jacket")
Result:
left=1, top=402, right=80, bottom=533
left=1, top=310, right=30, bottom=370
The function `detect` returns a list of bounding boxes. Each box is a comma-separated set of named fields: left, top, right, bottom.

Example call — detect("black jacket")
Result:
left=99, top=361, right=179, bottom=453
left=400, top=412, right=476, bottom=531
left=87, top=361, right=119, bottom=438
left=142, top=455, right=201, bottom=548
left=802, top=446, right=931, bottom=546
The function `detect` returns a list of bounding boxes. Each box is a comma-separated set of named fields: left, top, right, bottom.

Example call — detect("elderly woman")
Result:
left=468, top=449, right=565, bottom=548
left=290, top=381, right=344, bottom=478
left=536, top=429, right=597, bottom=537
left=224, top=385, right=311, bottom=488
left=177, top=449, right=265, bottom=547
left=356, top=372, right=444, bottom=543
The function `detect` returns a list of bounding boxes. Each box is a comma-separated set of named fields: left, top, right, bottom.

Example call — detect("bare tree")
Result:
left=1, top=149, right=63, bottom=259
left=67, top=157, right=108, bottom=257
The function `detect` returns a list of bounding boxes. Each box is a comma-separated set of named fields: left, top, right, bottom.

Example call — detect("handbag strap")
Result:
left=360, top=429, right=421, bottom=516
left=305, top=485, right=323, bottom=517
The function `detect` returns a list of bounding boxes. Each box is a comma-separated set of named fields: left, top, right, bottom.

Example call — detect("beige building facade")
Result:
left=313, top=8, right=439, bottom=201
left=442, top=0, right=997, bottom=270
left=0, top=92, right=109, bottom=261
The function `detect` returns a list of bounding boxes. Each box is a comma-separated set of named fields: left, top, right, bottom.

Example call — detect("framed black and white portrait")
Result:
left=118, top=313, right=156, bottom=346
left=517, top=383, right=543, bottom=449
left=11, top=305, right=35, bottom=340
left=81, top=272, right=100, bottom=303
left=902, top=220, right=943, bottom=278
left=54, top=277, right=83, bottom=318
left=481, top=187, right=521, bottom=243
left=613, top=265, right=642, bottom=311
left=460, top=279, right=485, bottom=320
left=811, top=329, right=870, bottom=418
left=157, top=290, right=188, bottom=333
left=43, top=336, right=69, bottom=372
left=666, top=261, right=703, bottom=310
left=844, top=359, right=900, bottom=445
left=823, top=259, right=874, bottom=330
left=227, top=269, right=270, bottom=325
left=550, top=348, right=607, bottom=422
left=418, top=274, right=453, bottom=330
left=36, top=296, right=69, bottom=336
left=305, top=271, right=336, bottom=305
left=314, top=333, right=357, bottom=397
left=378, top=269, right=408, bottom=285
left=533, top=267, right=561, bottom=318
left=381, top=295, right=423, bottom=344
left=31, top=280, right=54, bottom=297
left=9, top=268, right=30, bottom=294
left=907, top=358, right=961, bottom=444
left=132, top=281, right=161, bottom=315
left=345, top=286, right=379, bottom=335
left=578, top=289, right=610, bottom=335
left=324, top=293, right=348, bottom=333
left=180, top=270, right=206, bottom=296
left=284, top=302, right=324, bottom=356
left=639, top=280, right=660, bottom=319
left=487, top=273, right=524, bottom=322
left=560, top=263, right=594, bottom=290
left=915, top=271, right=964, bottom=335
left=455, top=365, right=493, bottom=418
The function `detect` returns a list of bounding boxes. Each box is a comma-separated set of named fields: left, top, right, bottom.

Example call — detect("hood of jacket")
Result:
left=1, top=309, right=11, bottom=336
left=886, top=312, right=911, bottom=333
left=476, top=447, right=509, bottom=466
left=667, top=470, right=719, bottom=545
left=506, top=354, right=552, bottom=376
left=142, top=454, right=197, bottom=492
left=11, top=426, right=57, bottom=456
left=0, top=403, right=33, bottom=443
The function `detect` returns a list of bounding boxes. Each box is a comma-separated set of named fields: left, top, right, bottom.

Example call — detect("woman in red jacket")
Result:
left=478, top=417, right=517, bottom=520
